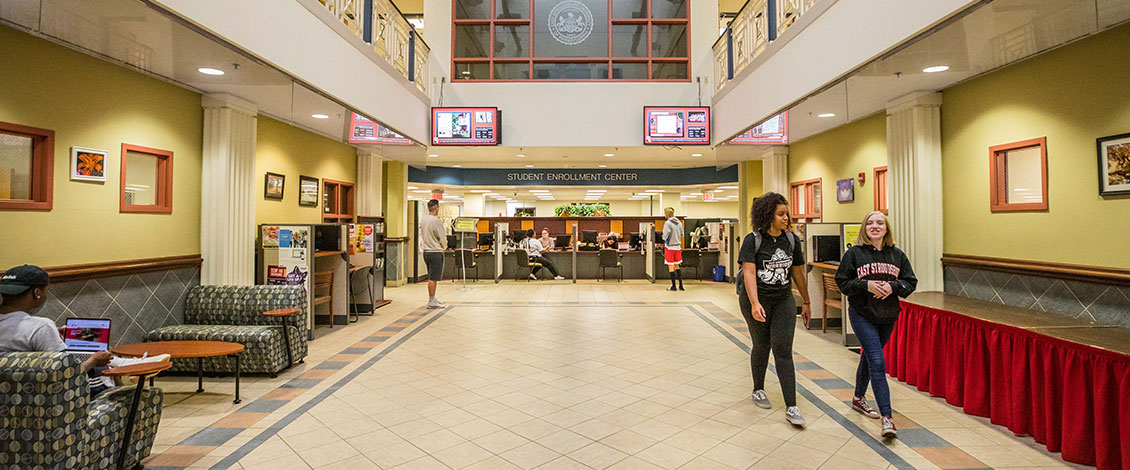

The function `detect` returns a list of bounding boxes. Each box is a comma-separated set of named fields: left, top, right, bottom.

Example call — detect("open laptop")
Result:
left=63, top=318, right=111, bottom=360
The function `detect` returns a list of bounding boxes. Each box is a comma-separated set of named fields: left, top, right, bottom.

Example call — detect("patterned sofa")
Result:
left=147, top=285, right=308, bottom=376
left=0, top=352, right=164, bottom=470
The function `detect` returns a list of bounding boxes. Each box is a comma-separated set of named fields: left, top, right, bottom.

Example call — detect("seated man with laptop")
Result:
left=1, top=265, right=166, bottom=397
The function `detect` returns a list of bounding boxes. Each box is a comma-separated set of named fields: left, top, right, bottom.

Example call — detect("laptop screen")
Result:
left=64, top=318, right=111, bottom=352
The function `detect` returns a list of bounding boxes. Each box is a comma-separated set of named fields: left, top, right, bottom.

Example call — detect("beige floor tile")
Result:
left=430, top=441, right=495, bottom=469
left=500, top=441, right=561, bottom=469
left=474, top=429, right=531, bottom=454
left=364, top=441, right=427, bottom=468
left=298, top=440, right=360, bottom=468
left=568, top=442, right=629, bottom=469
left=766, top=442, right=831, bottom=469
left=636, top=442, right=698, bottom=469
left=537, top=429, right=597, bottom=455
left=314, top=454, right=380, bottom=470
left=536, top=456, right=593, bottom=470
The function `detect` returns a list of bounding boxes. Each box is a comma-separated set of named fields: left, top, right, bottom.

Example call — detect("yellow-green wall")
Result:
left=787, top=113, right=887, bottom=223
left=942, top=23, right=1130, bottom=268
left=738, top=159, right=763, bottom=232
left=0, top=26, right=202, bottom=267
left=255, top=116, right=356, bottom=225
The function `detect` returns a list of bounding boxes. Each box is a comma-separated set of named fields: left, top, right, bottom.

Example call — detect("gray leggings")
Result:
left=739, top=292, right=797, bottom=407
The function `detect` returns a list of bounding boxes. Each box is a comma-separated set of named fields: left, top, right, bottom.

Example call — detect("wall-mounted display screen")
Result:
left=729, top=111, right=788, bottom=144
left=431, top=107, right=501, bottom=146
left=643, top=106, right=710, bottom=145
left=348, top=113, right=413, bottom=145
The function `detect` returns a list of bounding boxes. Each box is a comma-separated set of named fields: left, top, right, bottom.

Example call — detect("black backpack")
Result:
left=735, top=230, right=797, bottom=295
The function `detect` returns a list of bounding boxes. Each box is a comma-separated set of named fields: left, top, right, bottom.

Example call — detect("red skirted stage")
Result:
left=885, top=294, right=1130, bottom=470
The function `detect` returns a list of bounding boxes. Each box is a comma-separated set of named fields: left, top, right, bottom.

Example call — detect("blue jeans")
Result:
left=850, top=308, right=895, bottom=416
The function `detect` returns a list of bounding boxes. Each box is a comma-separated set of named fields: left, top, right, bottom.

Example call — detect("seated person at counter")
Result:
left=519, top=230, right=565, bottom=280
left=538, top=228, right=555, bottom=251
left=601, top=233, right=620, bottom=250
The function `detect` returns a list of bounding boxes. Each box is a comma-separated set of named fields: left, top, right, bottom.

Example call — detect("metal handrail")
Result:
left=313, top=0, right=429, bottom=93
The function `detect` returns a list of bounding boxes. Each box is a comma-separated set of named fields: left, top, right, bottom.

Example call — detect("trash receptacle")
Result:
left=713, top=265, right=726, bottom=282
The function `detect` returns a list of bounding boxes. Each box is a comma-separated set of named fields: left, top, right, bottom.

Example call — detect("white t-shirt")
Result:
left=520, top=238, right=544, bottom=257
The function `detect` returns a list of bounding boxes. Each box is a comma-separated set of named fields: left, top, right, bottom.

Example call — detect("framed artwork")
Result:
left=836, top=177, right=855, bottom=202
left=1098, top=132, right=1130, bottom=197
left=299, top=175, right=319, bottom=206
left=264, top=172, right=285, bottom=200
left=70, top=147, right=108, bottom=182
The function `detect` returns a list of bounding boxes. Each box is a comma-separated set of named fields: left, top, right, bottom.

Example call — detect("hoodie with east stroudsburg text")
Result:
left=834, top=244, right=918, bottom=325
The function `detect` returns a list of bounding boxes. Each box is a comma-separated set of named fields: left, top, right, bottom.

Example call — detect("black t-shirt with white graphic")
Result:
left=737, top=230, right=804, bottom=300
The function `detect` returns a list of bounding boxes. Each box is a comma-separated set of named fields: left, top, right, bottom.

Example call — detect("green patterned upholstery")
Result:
left=0, top=352, right=164, bottom=470
left=147, top=285, right=308, bottom=375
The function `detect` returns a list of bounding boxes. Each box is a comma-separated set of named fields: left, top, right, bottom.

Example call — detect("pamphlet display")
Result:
left=842, top=224, right=861, bottom=252
left=262, top=225, right=311, bottom=287
left=348, top=224, right=375, bottom=254
left=729, top=111, right=789, bottom=145
left=348, top=113, right=412, bottom=145
left=643, top=106, right=710, bottom=145
left=432, top=107, right=501, bottom=146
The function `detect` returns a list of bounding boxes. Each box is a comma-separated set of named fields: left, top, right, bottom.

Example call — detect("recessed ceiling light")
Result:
left=311, top=114, right=329, bottom=119
left=691, top=153, right=702, bottom=157
left=719, top=185, right=739, bottom=189
left=452, top=164, right=461, bottom=168
left=818, top=113, right=835, bottom=118
left=407, top=186, right=418, bottom=190
left=470, top=189, right=491, bottom=193
left=923, top=65, right=950, bottom=73
left=428, top=154, right=438, bottom=158
left=713, top=189, right=725, bottom=193
left=689, top=192, right=703, bottom=196
left=587, top=189, right=606, bottom=192
left=516, top=154, right=527, bottom=158
left=598, top=164, right=607, bottom=168
left=604, top=153, right=614, bottom=157
left=645, top=189, right=664, bottom=193
left=530, top=189, right=549, bottom=193
left=412, top=190, right=430, bottom=193
left=525, top=164, right=534, bottom=168
left=197, top=67, right=225, bottom=76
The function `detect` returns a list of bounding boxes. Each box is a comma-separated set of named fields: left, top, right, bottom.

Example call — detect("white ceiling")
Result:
left=722, top=0, right=1130, bottom=146
left=422, top=146, right=720, bottom=168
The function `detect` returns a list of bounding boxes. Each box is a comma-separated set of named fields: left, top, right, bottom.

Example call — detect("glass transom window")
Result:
left=452, top=0, right=690, bottom=81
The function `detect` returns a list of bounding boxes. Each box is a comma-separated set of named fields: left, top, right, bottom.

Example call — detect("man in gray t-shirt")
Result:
left=419, top=199, right=448, bottom=308
left=1, top=265, right=111, bottom=377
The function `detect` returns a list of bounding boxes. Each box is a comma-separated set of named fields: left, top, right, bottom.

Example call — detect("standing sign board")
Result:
left=642, top=223, right=655, bottom=282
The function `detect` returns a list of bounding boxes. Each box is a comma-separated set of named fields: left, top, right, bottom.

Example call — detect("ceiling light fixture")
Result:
left=428, top=154, right=438, bottom=158
left=604, top=153, right=614, bottom=157
left=407, top=186, right=418, bottom=190
left=718, top=185, right=739, bottom=189
left=645, top=189, right=664, bottom=193
left=713, top=189, right=725, bottom=193
left=923, top=65, right=950, bottom=73
left=525, top=164, right=534, bottom=168
left=452, top=164, right=461, bottom=168
left=311, top=114, right=329, bottom=119
left=530, top=189, right=550, bottom=193
left=470, top=189, right=491, bottom=193
left=516, top=154, right=527, bottom=158
left=598, top=164, right=607, bottom=168
left=198, top=67, right=225, bottom=76
left=691, top=153, right=702, bottom=157
left=818, top=113, right=836, bottom=118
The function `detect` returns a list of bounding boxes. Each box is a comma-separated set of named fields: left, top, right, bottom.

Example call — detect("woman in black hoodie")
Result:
left=835, top=211, right=917, bottom=439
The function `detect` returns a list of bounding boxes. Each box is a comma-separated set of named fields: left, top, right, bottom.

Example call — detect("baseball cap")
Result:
left=0, top=265, right=49, bottom=295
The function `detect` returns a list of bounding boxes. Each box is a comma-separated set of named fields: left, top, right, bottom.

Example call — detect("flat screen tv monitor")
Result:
left=348, top=113, right=413, bottom=145
left=643, top=106, right=710, bottom=145
left=813, top=235, right=841, bottom=263
left=314, top=225, right=342, bottom=252
left=729, top=111, right=789, bottom=145
left=432, top=107, right=501, bottom=146
left=581, top=230, right=598, bottom=244
left=554, top=235, right=572, bottom=250
left=478, top=232, right=494, bottom=248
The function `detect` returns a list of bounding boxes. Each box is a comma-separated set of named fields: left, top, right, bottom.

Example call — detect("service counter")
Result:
left=443, top=249, right=718, bottom=281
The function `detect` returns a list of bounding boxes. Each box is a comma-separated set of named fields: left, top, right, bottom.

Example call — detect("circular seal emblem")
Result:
left=548, top=1, right=593, bottom=45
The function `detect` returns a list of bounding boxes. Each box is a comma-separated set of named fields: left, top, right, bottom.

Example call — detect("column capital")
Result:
left=202, top=93, right=258, bottom=116
left=758, top=146, right=789, bottom=159
left=886, top=92, right=942, bottom=114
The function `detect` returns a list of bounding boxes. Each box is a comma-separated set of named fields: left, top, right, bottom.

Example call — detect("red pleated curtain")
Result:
left=885, top=302, right=1130, bottom=470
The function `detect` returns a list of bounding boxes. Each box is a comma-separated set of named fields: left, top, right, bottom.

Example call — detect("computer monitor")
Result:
left=581, top=230, right=598, bottom=244
left=814, top=235, right=841, bottom=262
left=555, top=235, right=572, bottom=250
left=629, top=232, right=641, bottom=249
left=478, top=232, right=494, bottom=248
left=447, top=234, right=458, bottom=249
left=63, top=318, right=111, bottom=352
left=654, top=230, right=664, bottom=246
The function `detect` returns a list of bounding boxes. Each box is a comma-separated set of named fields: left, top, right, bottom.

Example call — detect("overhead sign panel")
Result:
left=643, top=106, right=710, bottom=145
left=729, top=111, right=788, bottom=145
left=348, top=113, right=413, bottom=145
left=432, top=107, right=501, bottom=146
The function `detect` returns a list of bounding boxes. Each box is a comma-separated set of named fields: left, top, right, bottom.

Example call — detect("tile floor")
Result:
left=138, top=281, right=1092, bottom=470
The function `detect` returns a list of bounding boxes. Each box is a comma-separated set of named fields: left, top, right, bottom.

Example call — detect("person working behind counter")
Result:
left=518, top=230, right=565, bottom=280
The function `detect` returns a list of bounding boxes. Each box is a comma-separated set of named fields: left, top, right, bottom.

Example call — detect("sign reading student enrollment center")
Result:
left=408, top=166, right=738, bottom=187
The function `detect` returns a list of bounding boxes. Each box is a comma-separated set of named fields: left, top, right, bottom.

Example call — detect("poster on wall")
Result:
left=70, top=147, right=109, bottom=182
left=1098, top=132, right=1130, bottom=196
left=836, top=178, right=855, bottom=202
left=842, top=224, right=861, bottom=251
left=349, top=224, right=374, bottom=254
left=264, top=225, right=310, bottom=286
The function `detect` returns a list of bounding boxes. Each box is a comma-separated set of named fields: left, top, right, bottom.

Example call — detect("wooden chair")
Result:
left=313, top=271, right=335, bottom=328
left=515, top=249, right=541, bottom=282
left=681, top=249, right=701, bottom=281
left=821, top=272, right=843, bottom=333
left=452, top=249, right=478, bottom=282
left=598, top=249, right=622, bottom=282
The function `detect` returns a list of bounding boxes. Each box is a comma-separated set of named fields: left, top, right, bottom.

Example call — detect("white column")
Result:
left=357, top=150, right=383, bottom=217
left=201, top=93, right=257, bottom=286
left=761, top=146, right=788, bottom=196
left=886, top=92, right=944, bottom=291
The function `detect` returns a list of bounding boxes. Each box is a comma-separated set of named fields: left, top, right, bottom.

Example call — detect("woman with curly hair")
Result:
left=737, top=192, right=811, bottom=427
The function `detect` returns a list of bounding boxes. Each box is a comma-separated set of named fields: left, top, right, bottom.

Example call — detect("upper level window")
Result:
left=452, top=0, right=689, bottom=81
left=0, top=121, right=54, bottom=211
left=790, top=178, right=821, bottom=222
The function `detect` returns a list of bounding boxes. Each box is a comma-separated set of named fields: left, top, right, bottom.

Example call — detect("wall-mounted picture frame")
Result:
left=264, top=172, right=285, bottom=200
left=1098, top=132, right=1130, bottom=197
left=836, top=177, right=855, bottom=202
left=70, top=146, right=108, bottom=182
left=299, top=175, right=319, bottom=206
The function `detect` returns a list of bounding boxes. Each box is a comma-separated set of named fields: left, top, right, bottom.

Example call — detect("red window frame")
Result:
left=873, top=166, right=888, bottom=215
left=451, top=0, right=690, bottom=82
left=789, top=178, right=822, bottom=222
left=989, top=137, right=1048, bottom=212
left=322, top=179, right=355, bottom=223
left=0, top=121, right=54, bottom=211
left=120, top=143, right=174, bottom=213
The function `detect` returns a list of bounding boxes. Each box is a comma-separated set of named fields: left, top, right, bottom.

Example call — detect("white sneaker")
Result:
left=427, top=299, right=442, bottom=309
left=529, top=274, right=537, bottom=280
left=434, top=298, right=446, bottom=306
left=554, top=276, right=565, bottom=280
left=785, top=406, right=806, bottom=427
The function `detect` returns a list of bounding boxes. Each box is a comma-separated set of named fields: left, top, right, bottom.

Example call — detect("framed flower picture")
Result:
left=70, top=147, right=108, bottom=182
left=1098, top=132, right=1130, bottom=197
left=264, top=172, right=285, bottom=200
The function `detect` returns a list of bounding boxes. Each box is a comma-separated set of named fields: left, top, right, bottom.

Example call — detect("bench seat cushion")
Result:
left=147, top=324, right=306, bottom=374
